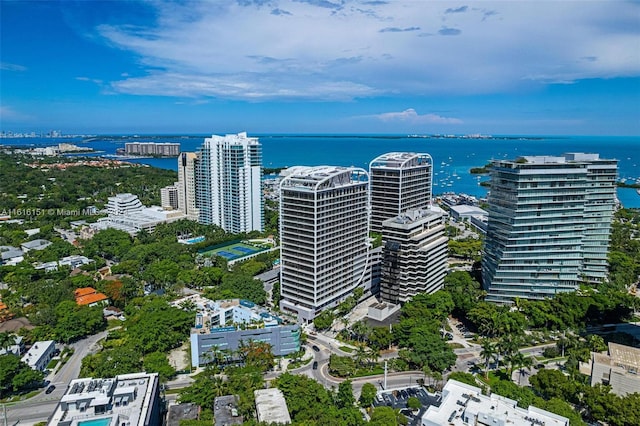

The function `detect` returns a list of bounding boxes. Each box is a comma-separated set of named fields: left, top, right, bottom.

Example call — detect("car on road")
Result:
left=45, top=385, right=56, bottom=394
left=312, top=361, right=318, bottom=370
left=312, top=345, right=320, bottom=352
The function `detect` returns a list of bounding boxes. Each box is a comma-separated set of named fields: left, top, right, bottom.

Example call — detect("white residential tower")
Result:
left=279, top=166, right=370, bottom=321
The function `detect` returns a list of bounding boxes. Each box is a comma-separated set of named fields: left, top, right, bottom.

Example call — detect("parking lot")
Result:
left=373, top=387, right=441, bottom=425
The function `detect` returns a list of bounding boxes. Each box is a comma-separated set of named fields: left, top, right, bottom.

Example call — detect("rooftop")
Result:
left=384, top=208, right=443, bottom=226
left=280, top=165, right=368, bottom=191
left=370, top=152, right=432, bottom=169
left=495, top=153, right=615, bottom=169
left=422, top=379, right=569, bottom=426
left=171, top=295, right=286, bottom=334
left=20, top=340, right=54, bottom=368
left=48, top=372, right=159, bottom=425
left=74, top=287, right=109, bottom=306
left=21, top=239, right=51, bottom=250
left=93, top=206, right=186, bottom=235
left=607, top=342, right=640, bottom=369
left=449, top=205, right=488, bottom=216
left=0, top=246, right=23, bottom=261
left=206, top=131, right=259, bottom=145
left=167, top=403, right=199, bottom=426
left=214, top=395, right=243, bottom=426
left=254, top=388, right=292, bottom=424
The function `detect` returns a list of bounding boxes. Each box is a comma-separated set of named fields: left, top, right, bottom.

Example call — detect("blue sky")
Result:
left=1, top=0, right=639, bottom=135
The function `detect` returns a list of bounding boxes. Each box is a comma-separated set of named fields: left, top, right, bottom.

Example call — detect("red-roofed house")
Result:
left=74, top=287, right=110, bottom=307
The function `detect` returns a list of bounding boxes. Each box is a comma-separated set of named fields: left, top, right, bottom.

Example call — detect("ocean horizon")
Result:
left=4, top=133, right=640, bottom=208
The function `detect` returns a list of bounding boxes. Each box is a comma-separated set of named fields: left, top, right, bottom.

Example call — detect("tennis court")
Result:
left=216, top=250, right=238, bottom=259
left=200, top=241, right=265, bottom=261
left=234, top=246, right=258, bottom=254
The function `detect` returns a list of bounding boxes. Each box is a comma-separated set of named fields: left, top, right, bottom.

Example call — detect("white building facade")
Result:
left=369, top=152, right=433, bottom=233
left=21, top=340, right=56, bottom=371
left=279, top=166, right=370, bottom=321
left=196, top=132, right=263, bottom=233
left=105, top=193, right=144, bottom=216
left=422, top=379, right=569, bottom=426
left=48, top=372, right=161, bottom=426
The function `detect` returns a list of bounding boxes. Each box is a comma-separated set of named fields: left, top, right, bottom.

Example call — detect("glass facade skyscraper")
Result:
left=482, top=153, right=617, bottom=304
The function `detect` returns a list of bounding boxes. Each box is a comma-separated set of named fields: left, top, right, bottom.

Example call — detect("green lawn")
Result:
left=477, top=369, right=510, bottom=387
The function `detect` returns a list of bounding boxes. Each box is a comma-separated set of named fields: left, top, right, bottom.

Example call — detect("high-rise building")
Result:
left=482, top=153, right=617, bottom=304
left=369, top=152, right=433, bottom=233
left=160, top=184, right=179, bottom=210
left=177, top=152, right=199, bottom=220
left=380, top=208, right=448, bottom=304
left=279, top=166, right=369, bottom=321
left=195, top=132, right=263, bottom=233
left=565, top=153, right=618, bottom=283
left=125, top=142, right=180, bottom=156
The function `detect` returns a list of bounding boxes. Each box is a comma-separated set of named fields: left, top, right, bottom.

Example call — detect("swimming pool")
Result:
left=78, top=418, right=112, bottom=426
left=183, top=236, right=205, bottom=244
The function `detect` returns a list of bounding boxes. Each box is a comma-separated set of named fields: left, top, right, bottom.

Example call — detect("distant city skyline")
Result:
left=1, top=1, right=639, bottom=136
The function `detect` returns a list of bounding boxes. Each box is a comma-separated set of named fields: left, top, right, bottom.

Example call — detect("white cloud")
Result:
left=76, top=76, right=103, bottom=84
left=93, top=0, right=640, bottom=101
left=0, top=62, right=27, bottom=72
left=373, top=108, right=463, bottom=124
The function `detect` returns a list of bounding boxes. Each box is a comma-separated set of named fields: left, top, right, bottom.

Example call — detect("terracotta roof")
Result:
left=74, top=287, right=97, bottom=297
left=0, top=302, right=7, bottom=311
left=76, top=292, right=108, bottom=306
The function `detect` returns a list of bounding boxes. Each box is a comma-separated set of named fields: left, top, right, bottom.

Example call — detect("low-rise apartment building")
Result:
left=47, top=372, right=161, bottom=426
left=422, top=379, right=569, bottom=426
left=171, top=295, right=301, bottom=367
left=21, top=340, right=56, bottom=372
left=580, top=342, right=640, bottom=396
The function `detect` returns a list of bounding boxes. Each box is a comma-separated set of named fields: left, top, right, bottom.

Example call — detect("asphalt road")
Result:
left=5, top=330, right=108, bottom=425
left=7, top=315, right=562, bottom=425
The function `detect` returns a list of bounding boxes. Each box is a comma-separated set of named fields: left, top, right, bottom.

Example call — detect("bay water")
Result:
left=6, top=134, right=640, bottom=207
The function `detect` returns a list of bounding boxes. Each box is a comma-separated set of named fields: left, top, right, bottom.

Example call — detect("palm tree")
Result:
left=365, top=347, right=380, bottom=367
left=354, top=344, right=368, bottom=369
left=496, top=335, right=519, bottom=371
left=351, top=320, right=370, bottom=343
left=0, top=332, right=16, bottom=353
left=210, top=376, right=227, bottom=398
left=505, top=351, right=525, bottom=378
left=340, top=316, right=349, bottom=332
left=517, top=356, right=533, bottom=385
left=432, top=371, right=444, bottom=391
left=422, top=365, right=432, bottom=387
left=480, top=338, right=497, bottom=378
